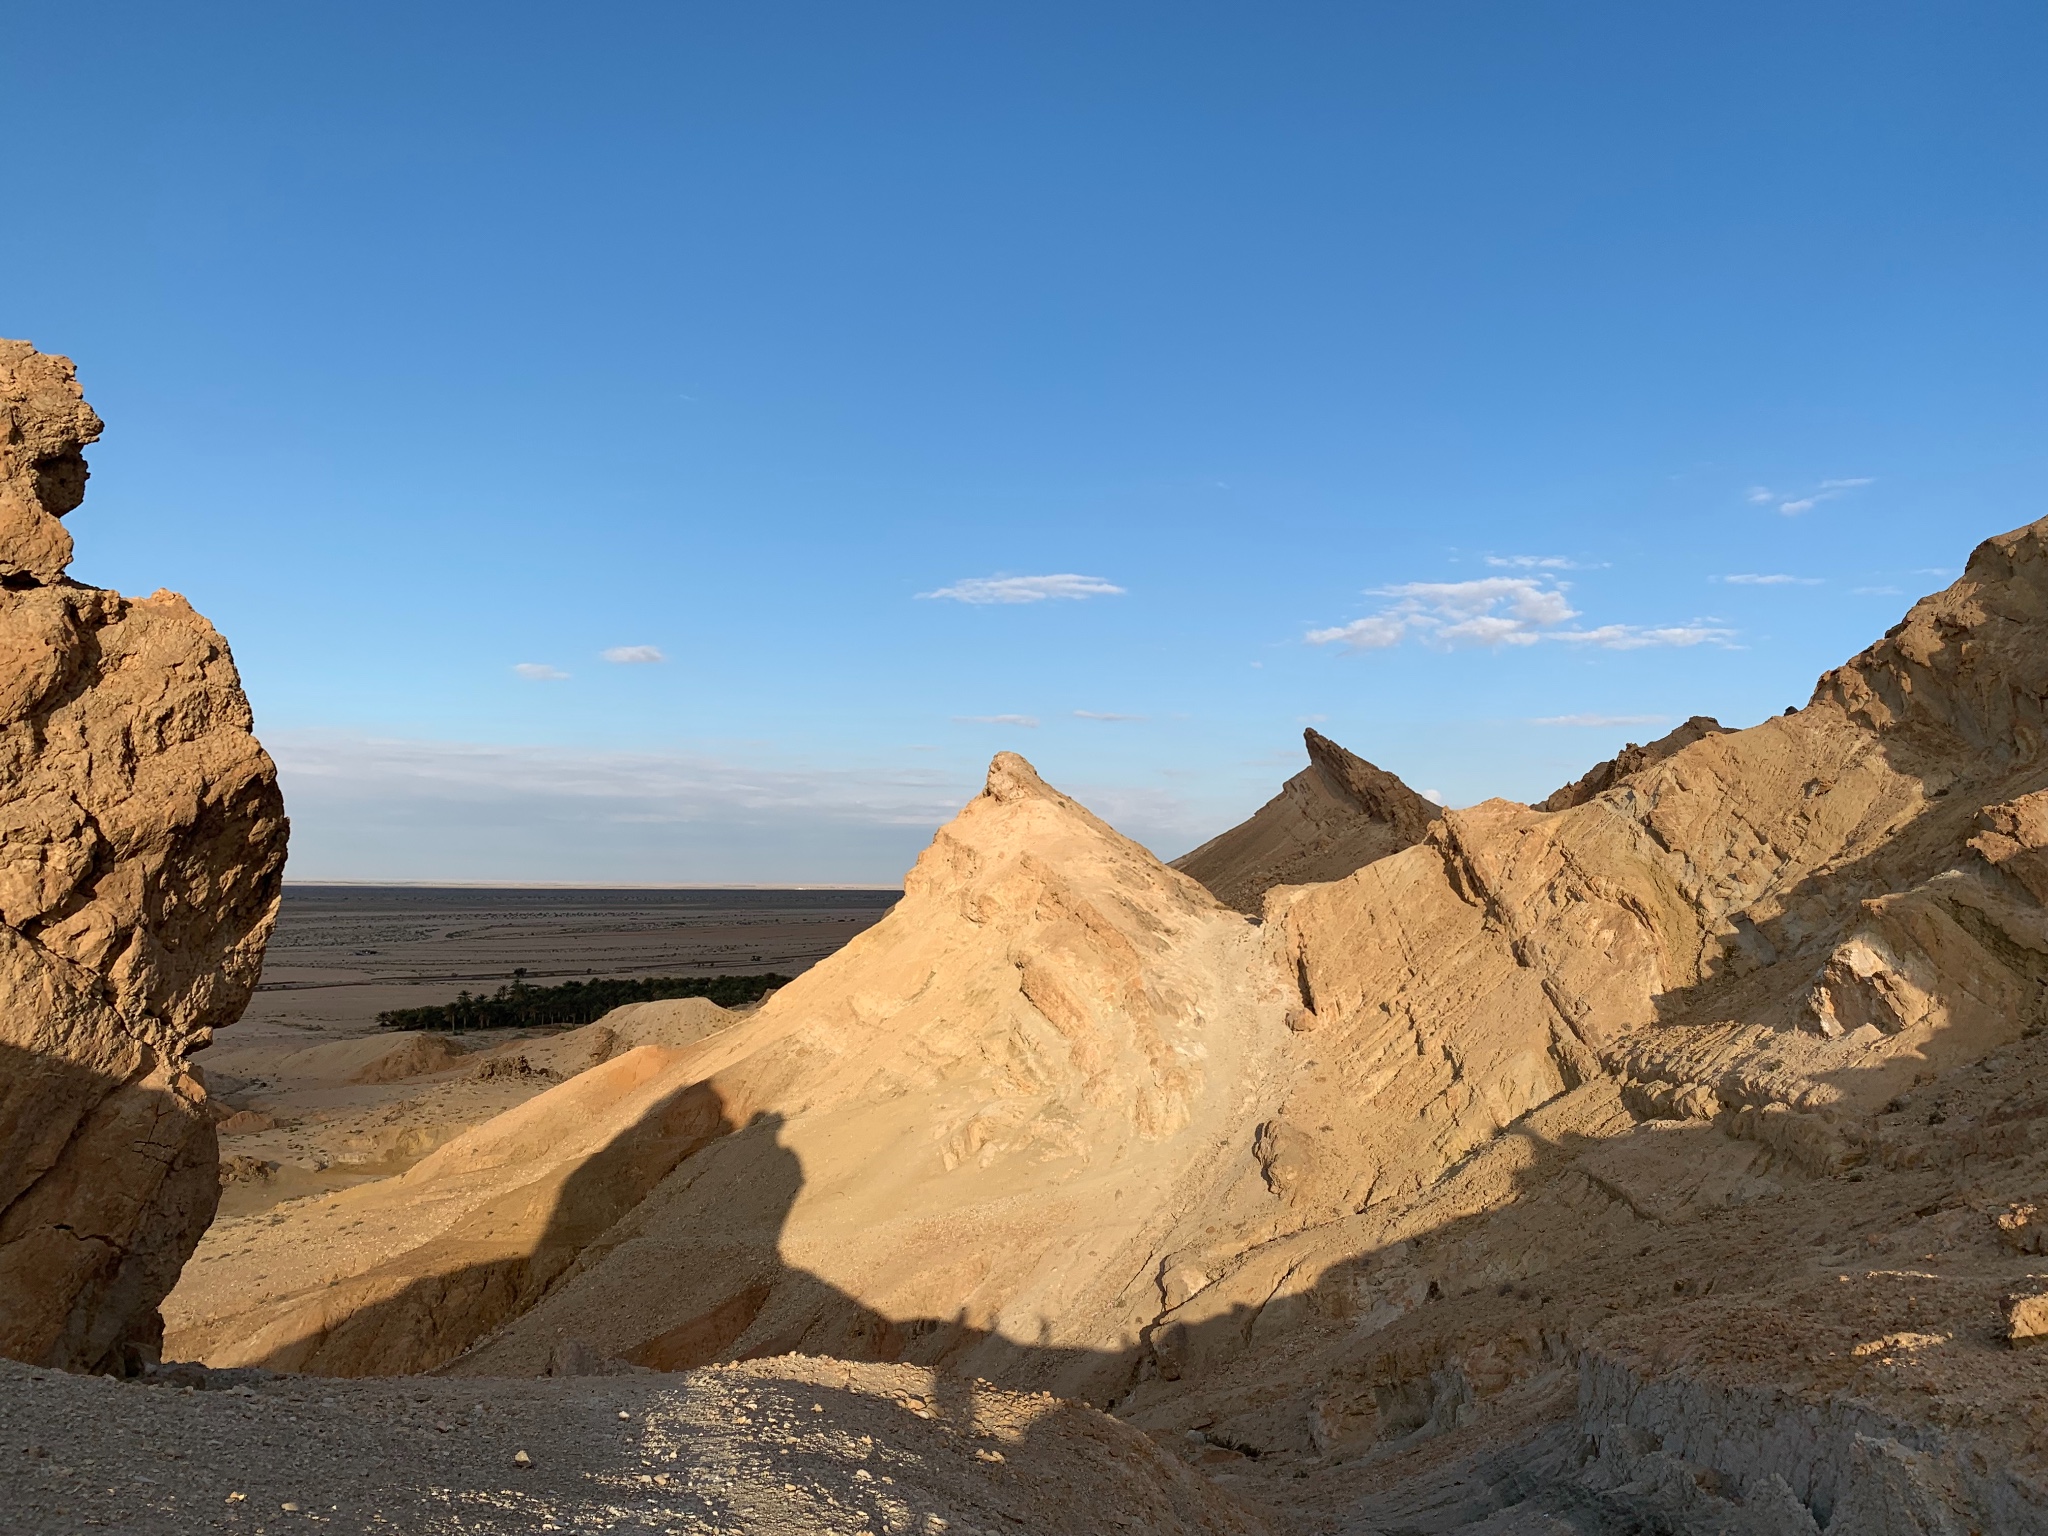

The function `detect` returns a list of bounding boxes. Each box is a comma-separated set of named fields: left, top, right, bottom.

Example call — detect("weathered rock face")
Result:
left=166, top=753, right=1286, bottom=1387
left=165, top=520, right=2048, bottom=1531
left=0, top=342, right=101, bottom=585
left=1172, top=728, right=1441, bottom=913
left=0, top=341, right=286, bottom=1374
left=1536, top=713, right=1732, bottom=811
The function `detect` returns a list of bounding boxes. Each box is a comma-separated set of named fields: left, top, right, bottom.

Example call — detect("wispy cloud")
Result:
left=602, top=645, right=666, bottom=664
left=1484, top=554, right=1603, bottom=570
left=953, top=714, right=1041, bottom=728
left=1420, top=788, right=1447, bottom=807
left=1306, top=577, right=1734, bottom=653
left=1530, top=712, right=1671, bottom=728
left=1747, top=477, right=1875, bottom=517
left=1853, top=585, right=1904, bottom=596
left=1548, top=624, right=1736, bottom=650
left=1717, top=573, right=1823, bottom=586
left=512, top=663, right=569, bottom=680
left=1073, top=710, right=1146, bottom=722
left=919, top=574, right=1126, bottom=605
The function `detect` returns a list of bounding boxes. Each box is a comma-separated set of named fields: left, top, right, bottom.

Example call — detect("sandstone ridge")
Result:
left=1536, top=712, right=1734, bottom=811
left=1172, top=727, right=1441, bottom=913
left=0, top=341, right=287, bottom=1374
left=152, top=518, right=2048, bottom=1531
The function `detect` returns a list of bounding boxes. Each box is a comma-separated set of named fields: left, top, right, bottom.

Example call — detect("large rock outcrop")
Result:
left=1171, top=728, right=1441, bottom=913
left=0, top=341, right=286, bottom=1373
left=167, top=520, right=2048, bottom=1531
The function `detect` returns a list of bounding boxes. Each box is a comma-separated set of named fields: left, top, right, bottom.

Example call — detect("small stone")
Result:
left=226, top=1492, right=245, bottom=1503
left=281, top=1502, right=300, bottom=1512
left=513, top=1449, right=533, bottom=1468
left=617, top=1410, right=630, bottom=1420
left=2003, top=1289, right=2048, bottom=1346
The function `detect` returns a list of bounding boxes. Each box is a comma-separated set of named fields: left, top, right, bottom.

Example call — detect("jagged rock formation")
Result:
left=163, top=521, right=2048, bottom=1531
left=0, top=341, right=286, bottom=1373
left=1537, top=713, right=1733, bottom=811
left=166, top=754, right=1286, bottom=1383
left=1172, top=728, right=1441, bottom=913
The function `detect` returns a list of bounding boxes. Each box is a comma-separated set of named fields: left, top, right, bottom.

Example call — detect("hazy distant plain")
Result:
left=243, top=885, right=903, bottom=1034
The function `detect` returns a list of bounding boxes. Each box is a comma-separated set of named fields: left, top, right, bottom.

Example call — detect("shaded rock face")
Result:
left=0, top=341, right=286, bottom=1374
left=1172, top=728, right=1441, bottom=913
left=1537, top=714, right=1733, bottom=812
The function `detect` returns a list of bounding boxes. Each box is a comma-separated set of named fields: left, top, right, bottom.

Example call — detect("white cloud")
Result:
left=1549, top=624, right=1736, bottom=650
left=512, top=663, right=569, bottom=680
left=1749, top=477, right=1875, bottom=517
left=919, top=574, right=1126, bottom=605
left=1530, top=713, right=1671, bottom=728
left=1311, top=576, right=1735, bottom=653
left=1304, top=613, right=1412, bottom=650
left=1308, top=578, right=1583, bottom=651
left=1718, top=573, right=1823, bottom=586
left=1074, top=710, right=1146, bottom=722
left=1307, top=574, right=1735, bottom=653
left=1420, top=789, right=1447, bottom=807
left=1484, top=554, right=1603, bottom=570
left=602, top=645, right=666, bottom=664
left=953, top=714, right=1040, bottom=728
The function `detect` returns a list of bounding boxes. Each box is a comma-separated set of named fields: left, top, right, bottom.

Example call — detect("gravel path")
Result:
left=0, top=1357, right=1266, bottom=1536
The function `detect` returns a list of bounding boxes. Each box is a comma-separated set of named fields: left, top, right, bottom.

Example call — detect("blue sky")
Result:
left=9, top=2, right=2044, bottom=882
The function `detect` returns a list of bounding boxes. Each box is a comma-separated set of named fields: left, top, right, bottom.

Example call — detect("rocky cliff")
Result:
left=0, top=341, right=286, bottom=1373
left=1172, top=728, right=1441, bottom=913
left=162, top=519, right=2048, bottom=1531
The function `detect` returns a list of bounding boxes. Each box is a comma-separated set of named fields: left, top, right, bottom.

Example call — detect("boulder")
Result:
left=0, top=340, right=286, bottom=1373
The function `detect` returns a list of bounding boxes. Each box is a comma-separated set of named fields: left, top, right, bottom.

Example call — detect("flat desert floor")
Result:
left=246, top=884, right=903, bottom=1033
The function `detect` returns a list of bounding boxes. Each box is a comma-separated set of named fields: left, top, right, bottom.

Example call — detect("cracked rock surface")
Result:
left=0, top=340, right=287, bottom=1374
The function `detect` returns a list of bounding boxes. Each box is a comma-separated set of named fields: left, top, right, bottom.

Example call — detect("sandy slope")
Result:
left=160, top=518, right=2048, bottom=1532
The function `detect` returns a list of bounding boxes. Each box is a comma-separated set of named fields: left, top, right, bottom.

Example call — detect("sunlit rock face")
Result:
left=1172, top=727, right=1441, bottom=914
left=162, top=519, right=2048, bottom=1532
left=0, top=340, right=286, bottom=1373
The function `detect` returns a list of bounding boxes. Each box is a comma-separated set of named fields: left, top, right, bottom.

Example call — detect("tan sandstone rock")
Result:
left=1172, top=727, right=1441, bottom=913
left=165, top=519, right=2048, bottom=1531
left=1536, top=713, right=1733, bottom=812
left=0, top=341, right=286, bottom=1373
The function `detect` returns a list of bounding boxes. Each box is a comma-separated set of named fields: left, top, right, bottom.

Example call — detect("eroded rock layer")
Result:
left=0, top=341, right=286, bottom=1373
left=166, top=520, right=2048, bottom=1531
left=1172, top=728, right=1441, bottom=913
left=1536, top=713, right=1733, bottom=812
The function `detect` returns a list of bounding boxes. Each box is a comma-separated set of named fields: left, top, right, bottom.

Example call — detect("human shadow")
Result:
left=211, top=1062, right=1142, bottom=1399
